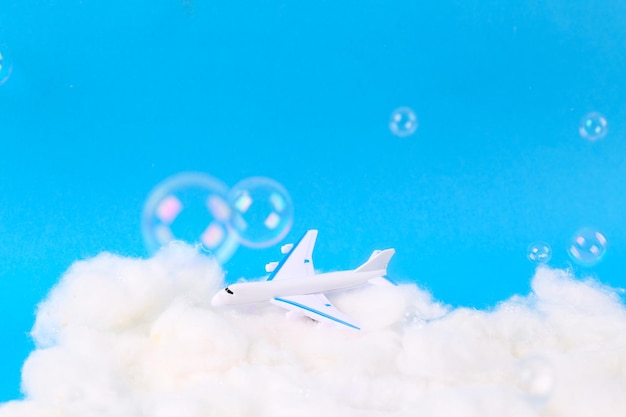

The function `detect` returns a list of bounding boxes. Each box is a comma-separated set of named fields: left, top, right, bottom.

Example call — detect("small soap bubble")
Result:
left=567, top=228, right=607, bottom=267
left=0, top=47, right=13, bottom=86
left=579, top=112, right=608, bottom=141
left=228, top=177, right=294, bottom=248
left=141, top=172, right=238, bottom=262
left=403, top=311, right=425, bottom=328
left=389, top=107, right=418, bottom=137
left=527, top=242, right=552, bottom=264
left=517, top=356, right=555, bottom=403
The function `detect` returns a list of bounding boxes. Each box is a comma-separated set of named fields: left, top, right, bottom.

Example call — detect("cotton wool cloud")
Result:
left=2, top=244, right=626, bottom=417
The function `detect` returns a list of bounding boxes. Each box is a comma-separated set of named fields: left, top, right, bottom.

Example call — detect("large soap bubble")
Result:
left=142, top=172, right=238, bottom=262
left=0, top=46, right=13, bottom=86
left=579, top=112, right=608, bottom=141
left=389, top=107, right=418, bottom=137
left=567, top=228, right=607, bottom=267
left=228, top=176, right=294, bottom=248
left=517, top=356, right=555, bottom=403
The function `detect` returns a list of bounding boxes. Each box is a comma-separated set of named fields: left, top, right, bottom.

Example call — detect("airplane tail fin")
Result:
left=355, top=248, right=395, bottom=273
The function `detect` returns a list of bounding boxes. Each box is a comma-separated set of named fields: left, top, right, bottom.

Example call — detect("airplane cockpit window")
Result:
left=225, top=287, right=234, bottom=295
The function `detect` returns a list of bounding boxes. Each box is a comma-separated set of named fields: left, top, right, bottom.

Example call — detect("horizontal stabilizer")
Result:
left=368, top=276, right=397, bottom=287
left=355, top=249, right=395, bottom=273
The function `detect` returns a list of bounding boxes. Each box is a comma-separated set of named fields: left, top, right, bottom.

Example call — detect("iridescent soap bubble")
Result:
left=517, top=356, right=555, bottom=403
left=527, top=242, right=552, bottom=264
left=579, top=112, right=608, bottom=141
left=0, top=46, right=13, bottom=86
left=142, top=172, right=238, bottom=262
left=567, top=228, right=607, bottom=266
left=228, top=177, right=293, bottom=248
left=389, top=107, right=418, bottom=137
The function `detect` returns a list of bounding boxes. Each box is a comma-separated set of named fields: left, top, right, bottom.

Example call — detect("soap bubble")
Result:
left=228, top=177, right=293, bottom=248
left=567, top=228, right=607, bottom=267
left=0, top=46, right=13, bottom=86
left=389, top=107, right=418, bottom=137
left=527, top=242, right=552, bottom=264
left=142, top=172, right=238, bottom=262
left=579, top=112, right=608, bottom=141
left=403, top=311, right=426, bottom=328
left=517, top=356, right=555, bottom=403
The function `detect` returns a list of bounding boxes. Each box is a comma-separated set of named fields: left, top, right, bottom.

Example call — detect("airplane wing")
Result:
left=267, top=230, right=317, bottom=281
left=271, top=293, right=361, bottom=330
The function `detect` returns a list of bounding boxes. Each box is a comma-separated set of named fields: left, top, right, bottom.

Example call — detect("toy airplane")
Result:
left=211, top=229, right=395, bottom=330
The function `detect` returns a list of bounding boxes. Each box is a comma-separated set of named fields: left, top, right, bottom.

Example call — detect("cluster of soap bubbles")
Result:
left=141, top=172, right=294, bottom=262
left=0, top=45, right=13, bottom=86
left=525, top=112, right=612, bottom=268
left=388, top=107, right=609, bottom=141
left=526, top=228, right=608, bottom=268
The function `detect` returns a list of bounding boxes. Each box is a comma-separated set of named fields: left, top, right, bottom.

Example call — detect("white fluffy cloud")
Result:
left=2, top=245, right=626, bottom=417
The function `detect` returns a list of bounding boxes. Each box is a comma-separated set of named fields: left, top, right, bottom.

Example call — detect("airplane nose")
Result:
left=211, top=292, right=224, bottom=307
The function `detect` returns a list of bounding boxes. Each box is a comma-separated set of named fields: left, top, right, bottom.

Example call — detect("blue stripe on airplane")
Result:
left=274, top=297, right=360, bottom=330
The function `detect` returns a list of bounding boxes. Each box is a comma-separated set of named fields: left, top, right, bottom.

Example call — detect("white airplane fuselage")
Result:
left=211, top=268, right=385, bottom=307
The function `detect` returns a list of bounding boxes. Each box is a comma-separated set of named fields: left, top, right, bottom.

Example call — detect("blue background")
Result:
left=1, top=0, right=626, bottom=401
